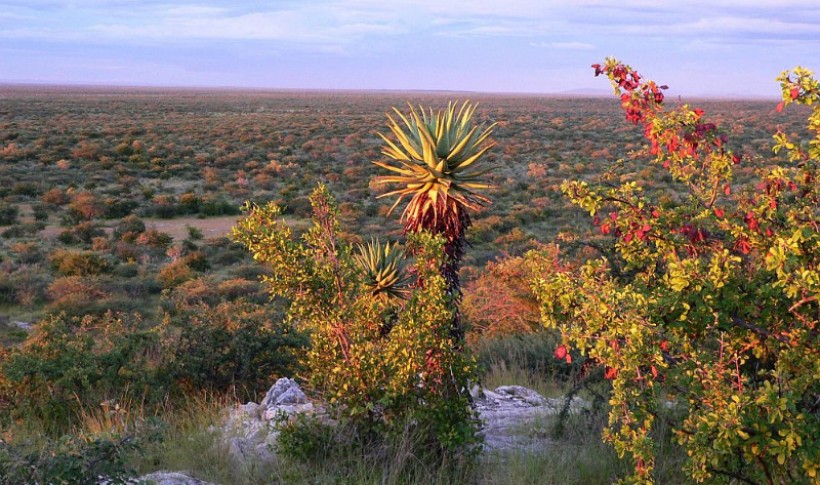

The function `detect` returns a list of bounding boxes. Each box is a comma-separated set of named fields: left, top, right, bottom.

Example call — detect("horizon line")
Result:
left=0, top=80, right=781, bottom=101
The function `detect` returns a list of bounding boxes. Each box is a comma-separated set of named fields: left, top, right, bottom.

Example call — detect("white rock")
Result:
left=494, top=385, right=550, bottom=406
left=475, top=385, right=590, bottom=452
left=260, top=377, right=307, bottom=407
left=263, top=402, right=314, bottom=421
left=221, top=378, right=323, bottom=464
left=11, top=320, right=31, bottom=330
left=139, top=471, right=218, bottom=485
left=220, top=378, right=590, bottom=458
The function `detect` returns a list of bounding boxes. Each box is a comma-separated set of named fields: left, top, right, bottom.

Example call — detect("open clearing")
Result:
left=140, top=215, right=243, bottom=241
left=40, top=215, right=309, bottom=242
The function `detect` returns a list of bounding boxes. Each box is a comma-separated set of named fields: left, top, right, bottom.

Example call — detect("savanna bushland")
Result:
left=0, top=61, right=817, bottom=484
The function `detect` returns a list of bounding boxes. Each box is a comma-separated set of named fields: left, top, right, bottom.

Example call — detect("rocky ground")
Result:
left=475, top=385, right=589, bottom=451
left=136, top=378, right=589, bottom=485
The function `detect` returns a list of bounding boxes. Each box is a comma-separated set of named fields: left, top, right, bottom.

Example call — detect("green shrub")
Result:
left=163, top=277, right=266, bottom=310
left=199, top=195, right=240, bottom=216
left=181, top=251, right=209, bottom=272
left=0, top=275, right=15, bottom=306
left=276, top=413, right=340, bottom=464
left=10, top=182, right=39, bottom=197
left=0, top=203, right=19, bottom=226
left=156, top=260, right=195, bottom=289
left=49, top=249, right=111, bottom=276
left=58, top=221, right=105, bottom=246
left=32, top=204, right=49, bottom=222
left=112, top=261, right=140, bottom=278
left=0, top=265, right=51, bottom=308
left=275, top=412, right=476, bottom=484
left=57, top=229, right=77, bottom=245
left=534, top=59, right=820, bottom=483
left=0, top=433, right=142, bottom=485
left=165, top=301, right=305, bottom=399
left=113, top=215, right=146, bottom=241
left=233, top=185, right=480, bottom=457
left=0, top=313, right=166, bottom=433
left=102, top=198, right=139, bottom=219
left=135, top=228, right=173, bottom=250
left=2, top=223, right=44, bottom=239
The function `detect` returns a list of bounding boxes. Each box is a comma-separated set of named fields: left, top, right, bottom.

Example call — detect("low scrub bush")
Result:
left=0, top=433, right=143, bottom=485
left=275, top=413, right=476, bottom=485
left=49, top=249, right=111, bottom=276
left=165, top=300, right=305, bottom=400
left=0, top=203, right=19, bottom=226
left=0, top=312, right=166, bottom=433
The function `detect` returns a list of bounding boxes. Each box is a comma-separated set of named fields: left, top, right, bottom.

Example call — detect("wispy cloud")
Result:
left=612, top=16, right=820, bottom=39
left=1, top=0, right=819, bottom=95
left=531, top=41, right=594, bottom=50
left=6, top=1, right=819, bottom=46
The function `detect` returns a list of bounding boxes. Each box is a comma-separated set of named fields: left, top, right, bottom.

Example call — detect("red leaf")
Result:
left=790, top=87, right=800, bottom=100
left=724, top=184, right=731, bottom=195
left=554, top=345, right=567, bottom=360
left=735, top=239, right=751, bottom=255
left=776, top=102, right=784, bottom=112
left=714, top=208, right=725, bottom=218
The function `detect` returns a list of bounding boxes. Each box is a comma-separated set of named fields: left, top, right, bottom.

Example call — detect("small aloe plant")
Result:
left=354, top=239, right=412, bottom=303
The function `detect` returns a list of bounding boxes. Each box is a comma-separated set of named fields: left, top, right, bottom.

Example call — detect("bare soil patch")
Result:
left=39, top=215, right=308, bottom=242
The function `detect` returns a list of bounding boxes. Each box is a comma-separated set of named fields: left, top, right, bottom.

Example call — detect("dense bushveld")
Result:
left=0, top=82, right=816, bottom=484
left=0, top=88, right=809, bottom=324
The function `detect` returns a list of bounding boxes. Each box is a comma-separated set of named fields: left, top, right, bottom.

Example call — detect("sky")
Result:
left=1, top=1, right=819, bottom=97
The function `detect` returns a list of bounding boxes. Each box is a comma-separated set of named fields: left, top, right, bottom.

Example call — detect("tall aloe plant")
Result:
left=373, top=101, right=496, bottom=341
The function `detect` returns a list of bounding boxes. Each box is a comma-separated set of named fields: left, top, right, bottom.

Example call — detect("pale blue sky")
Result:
left=2, top=1, right=819, bottom=97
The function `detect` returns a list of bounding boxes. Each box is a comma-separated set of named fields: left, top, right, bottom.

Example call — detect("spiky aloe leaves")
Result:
left=373, top=101, right=496, bottom=230
left=354, top=239, right=412, bottom=302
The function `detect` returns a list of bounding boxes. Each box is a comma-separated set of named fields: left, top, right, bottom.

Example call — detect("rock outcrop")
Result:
left=474, top=385, right=589, bottom=452
left=221, top=377, right=319, bottom=462
left=144, top=379, right=589, bottom=484
left=100, top=471, right=219, bottom=485
left=138, top=471, right=220, bottom=485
